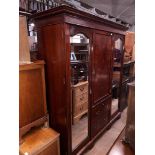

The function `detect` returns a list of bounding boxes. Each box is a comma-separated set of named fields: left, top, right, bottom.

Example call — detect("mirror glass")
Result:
left=111, top=38, right=123, bottom=115
left=70, top=34, right=89, bottom=150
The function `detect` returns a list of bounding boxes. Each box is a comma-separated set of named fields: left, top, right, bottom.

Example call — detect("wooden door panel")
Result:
left=92, top=32, right=112, bottom=105
left=91, top=97, right=111, bottom=137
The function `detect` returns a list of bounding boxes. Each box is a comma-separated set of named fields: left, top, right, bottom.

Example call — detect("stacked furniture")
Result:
left=31, top=4, right=128, bottom=155
left=19, top=60, right=60, bottom=155
left=19, top=60, right=48, bottom=140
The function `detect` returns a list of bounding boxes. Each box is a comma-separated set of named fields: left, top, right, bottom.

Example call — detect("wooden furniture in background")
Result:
left=112, top=60, right=135, bottom=113
left=19, top=16, right=31, bottom=63
left=112, top=71, right=121, bottom=82
left=70, top=49, right=88, bottom=85
left=119, top=79, right=129, bottom=111
left=131, top=44, right=135, bottom=61
left=124, top=82, right=135, bottom=150
left=20, top=127, right=60, bottom=155
left=19, top=60, right=48, bottom=140
left=120, top=61, right=135, bottom=111
left=31, top=5, right=128, bottom=155
left=119, top=31, right=135, bottom=111
left=72, top=81, right=88, bottom=124
left=124, top=31, right=135, bottom=62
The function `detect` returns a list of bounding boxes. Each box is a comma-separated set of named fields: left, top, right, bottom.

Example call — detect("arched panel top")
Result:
left=70, top=33, right=89, bottom=44
left=114, top=38, right=123, bottom=51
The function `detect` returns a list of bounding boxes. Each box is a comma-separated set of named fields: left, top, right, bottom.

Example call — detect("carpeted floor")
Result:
left=84, top=108, right=127, bottom=155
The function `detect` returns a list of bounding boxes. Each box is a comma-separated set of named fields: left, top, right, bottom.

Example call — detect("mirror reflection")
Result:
left=111, top=38, right=123, bottom=115
left=70, top=34, right=89, bottom=150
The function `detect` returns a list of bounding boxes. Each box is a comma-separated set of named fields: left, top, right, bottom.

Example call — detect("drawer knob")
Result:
left=96, top=110, right=101, bottom=115
left=80, top=96, right=84, bottom=101
left=80, top=87, right=84, bottom=91
left=80, top=106, right=83, bottom=111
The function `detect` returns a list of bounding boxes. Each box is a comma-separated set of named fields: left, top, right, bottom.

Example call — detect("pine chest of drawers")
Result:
left=72, top=81, right=88, bottom=123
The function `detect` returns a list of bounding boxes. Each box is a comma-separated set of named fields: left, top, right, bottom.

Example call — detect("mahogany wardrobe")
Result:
left=32, top=5, right=128, bottom=155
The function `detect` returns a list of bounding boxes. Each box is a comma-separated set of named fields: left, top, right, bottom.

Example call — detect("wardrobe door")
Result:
left=69, top=25, right=93, bottom=154
left=91, top=31, right=112, bottom=137
left=92, top=31, right=112, bottom=106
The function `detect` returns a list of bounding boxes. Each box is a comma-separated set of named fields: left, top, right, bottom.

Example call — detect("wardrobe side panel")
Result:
left=37, top=24, right=70, bottom=155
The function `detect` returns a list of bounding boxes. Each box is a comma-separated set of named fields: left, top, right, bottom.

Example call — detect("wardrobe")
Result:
left=31, top=5, right=128, bottom=155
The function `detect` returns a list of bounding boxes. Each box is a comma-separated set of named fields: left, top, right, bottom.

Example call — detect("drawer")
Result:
left=72, top=81, right=88, bottom=96
left=83, top=101, right=88, bottom=112
left=73, top=92, right=88, bottom=106
left=91, top=97, right=111, bottom=137
left=73, top=102, right=88, bottom=116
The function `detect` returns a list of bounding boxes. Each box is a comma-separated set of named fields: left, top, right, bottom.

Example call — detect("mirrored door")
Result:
left=70, top=33, right=90, bottom=150
left=111, top=37, right=123, bottom=115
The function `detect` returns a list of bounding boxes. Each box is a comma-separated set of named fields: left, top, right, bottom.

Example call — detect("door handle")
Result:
left=80, top=87, right=84, bottom=91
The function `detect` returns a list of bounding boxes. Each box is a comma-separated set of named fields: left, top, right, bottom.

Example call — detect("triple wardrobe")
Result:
left=32, top=5, right=128, bottom=155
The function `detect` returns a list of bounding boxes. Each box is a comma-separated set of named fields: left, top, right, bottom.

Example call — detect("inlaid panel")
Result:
left=93, top=31, right=112, bottom=105
left=91, top=97, right=111, bottom=137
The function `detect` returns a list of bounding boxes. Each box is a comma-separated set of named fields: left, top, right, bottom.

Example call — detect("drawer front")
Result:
left=73, top=102, right=88, bottom=116
left=73, top=84, right=88, bottom=97
left=73, top=92, right=88, bottom=106
left=83, top=101, right=88, bottom=111
left=91, top=97, right=111, bottom=137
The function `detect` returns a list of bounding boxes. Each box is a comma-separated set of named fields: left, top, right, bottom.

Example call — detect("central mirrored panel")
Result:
left=70, top=33, right=89, bottom=150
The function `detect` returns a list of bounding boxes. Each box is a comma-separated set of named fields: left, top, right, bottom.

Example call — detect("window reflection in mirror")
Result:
left=70, top=34, right=89, bottom=150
